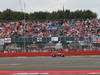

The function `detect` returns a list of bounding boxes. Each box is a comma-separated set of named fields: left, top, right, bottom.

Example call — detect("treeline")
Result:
left=0, top=9, right=97, bottom=21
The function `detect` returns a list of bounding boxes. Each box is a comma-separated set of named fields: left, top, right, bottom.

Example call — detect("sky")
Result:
left=0, top=0, right=100, bottom=18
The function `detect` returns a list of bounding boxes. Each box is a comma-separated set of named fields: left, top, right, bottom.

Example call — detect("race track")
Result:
left=0, top=56, right=100, bottom=75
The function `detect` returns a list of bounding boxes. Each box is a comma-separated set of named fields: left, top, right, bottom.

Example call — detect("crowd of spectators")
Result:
left=0, top=19, right=100, bottom=51
left=0, top=19, right=100, bottom=39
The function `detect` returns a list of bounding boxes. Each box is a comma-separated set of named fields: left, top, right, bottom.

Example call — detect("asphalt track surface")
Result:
left=0, top=56, right=100, bottom=75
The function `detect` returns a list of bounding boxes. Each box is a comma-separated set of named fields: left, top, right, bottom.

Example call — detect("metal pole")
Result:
left=19, top=0, right=26, bottom=52
left=23, top=0, right=26, bottom=52
left=19, top=0, right=23, bottom=12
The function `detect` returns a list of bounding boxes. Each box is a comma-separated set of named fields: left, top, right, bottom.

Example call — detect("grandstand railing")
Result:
left=0, top=36, right=100, bottom=52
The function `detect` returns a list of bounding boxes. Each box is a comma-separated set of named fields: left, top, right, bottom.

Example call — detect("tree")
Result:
left=0, top=9, right=98, bottom=21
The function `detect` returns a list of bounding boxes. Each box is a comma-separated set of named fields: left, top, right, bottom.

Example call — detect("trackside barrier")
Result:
left=0, top=52, right=51, bottom=57
left=64, top=50, right=100, bottom=56
left=0, top=50, right=100, bottom=57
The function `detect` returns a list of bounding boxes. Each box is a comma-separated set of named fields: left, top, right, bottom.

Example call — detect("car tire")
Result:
left=52, top=55, right=56, bottom=57
left=60, top=55, right=64, bottom=57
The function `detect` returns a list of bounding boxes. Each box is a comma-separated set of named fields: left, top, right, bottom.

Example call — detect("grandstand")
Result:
left=0, top=19, right=100, bottom=53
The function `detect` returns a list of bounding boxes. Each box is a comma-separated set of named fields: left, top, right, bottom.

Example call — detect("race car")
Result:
left=50, top=50, right=65, bottom=57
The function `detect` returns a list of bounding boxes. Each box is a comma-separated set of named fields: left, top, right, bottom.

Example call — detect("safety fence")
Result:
left=0, top=36, right=100, bottom=52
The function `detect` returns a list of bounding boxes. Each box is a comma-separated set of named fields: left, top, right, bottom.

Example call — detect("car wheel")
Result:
left=52, top=55, right=56, bottom=57
left=60, top=55, right=64, bottom=57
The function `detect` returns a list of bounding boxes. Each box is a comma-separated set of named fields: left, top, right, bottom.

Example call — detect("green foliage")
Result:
left=0, top=9, right=97, bottom=21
